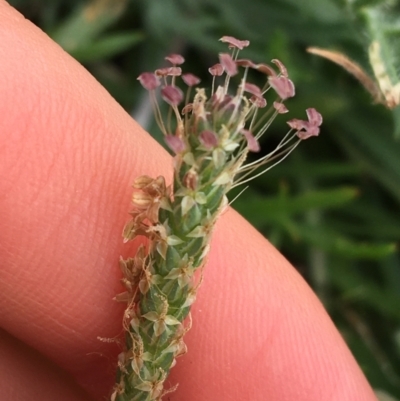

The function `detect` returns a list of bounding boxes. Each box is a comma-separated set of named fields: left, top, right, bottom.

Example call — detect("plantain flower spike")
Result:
left=112, top=35, right=322, bottom=401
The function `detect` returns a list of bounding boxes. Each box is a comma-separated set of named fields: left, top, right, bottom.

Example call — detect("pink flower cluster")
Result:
left=137, top=35, right=321, bottom=161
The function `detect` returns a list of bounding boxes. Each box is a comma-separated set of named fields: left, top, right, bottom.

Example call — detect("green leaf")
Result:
left=338, top=202, right=400, bottom=240
left=51, top=0, right=128, bottom=52
left=267, top=161, right=363, bottom=179
left=234, top=187, right=359, bottom=223
left=70, top=32, right=143, bottom=62
left=291, top=223, right=396, bottom=259
left=335, top=108, right=400, bottom=203
left=331, top=237, right=396, bottom=259
left=333, top=264, right=400, bottom=319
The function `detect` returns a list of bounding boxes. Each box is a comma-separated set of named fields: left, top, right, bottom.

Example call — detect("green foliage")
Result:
left=10, top=0, right=400, bottom=398
left=50, top=0, right=143, bottom=63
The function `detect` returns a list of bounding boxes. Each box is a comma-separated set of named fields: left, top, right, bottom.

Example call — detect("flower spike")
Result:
left=113, top=35, right=321, bottom=401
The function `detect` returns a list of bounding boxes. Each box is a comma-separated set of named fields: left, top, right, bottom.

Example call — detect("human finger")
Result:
left=0, top=329, right=92, bottom=401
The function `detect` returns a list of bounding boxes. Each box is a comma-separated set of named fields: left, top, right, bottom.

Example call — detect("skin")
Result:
left=0, top=2, right=378, bottom=401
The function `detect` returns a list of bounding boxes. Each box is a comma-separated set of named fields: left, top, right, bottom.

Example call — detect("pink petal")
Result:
left=137, top=72, right=160, bottom=90
left=208, top=63, right=224, bottom=76
left=289, top=108, right=323, bottom=139
left=161, top=85, right=184, bottom=106
left=296, top=123, right=320, bottom=140
left=288, top=110, right=321, bottom=139
left=199, top=130, right=218, bottom=149
left=241, top=129, right=260, bottom=152
left=235, top=58, right=257, bottom=68
left=255, top=63, right=276, bottom=76
left=287, top=118, right=307, bottom=131
left=269, top=76, right=295, bottom=100
left=250, top=96, right=267, bottom=108
left=243, top=82, right=262, bottom=98
left=219, top=53, right=238, bottom=76
left=165, top=135, right=186, bottom=153
left=165, top=54, right=185, bottom=65
left=155, top=67, right=182, bottom=77
left=219, top=36, right=250, bottom=50
left=182, top=73, right=201, bottom=87
left=155, top=68, right=170, bottom=77
left=273, top=101, right=288, bottom=114
left=306, top=108, right=323, bottom=126
left=271, top=59, right=288, bottom=77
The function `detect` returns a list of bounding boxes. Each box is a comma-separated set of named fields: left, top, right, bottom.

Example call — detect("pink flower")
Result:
left=165, top=135, right=186, bottom=153
left=269, top=76, right=295, bottom=100
left=241, top=129, right=260, bottom=152
left=165, top=54, right=185, bottom=65
left=137, top=72, right=160, bottom=90
left=161, top=85, right=184, bottom=106
left=271, top=59, right=288, bottom=77
left=243, top=82, right=263, bottom=98
left=287, top=108, right=323, bottom=139
left=155, top=67, right=182, bottom=77
left=182, top=73, right=201, bottom=87
left=219, top=36, right=250, bottom=50
left=250, top=96, right=267, bottom=108
left=208, top=63, right=224, bottom=76
left=306, top=107, right=323, bottom=126
left=199, top=130, right=218, bottom=149
left=273, top=101, right=288, bottom=114
left=255, top=63, right=276, bottom=76
left=235, top=59, right=257, bottom=68
left=219, top=53, right=238, bottom=76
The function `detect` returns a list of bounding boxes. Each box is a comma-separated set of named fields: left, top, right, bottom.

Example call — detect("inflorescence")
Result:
left=138, top=35, right=322, bottom=189
left=112, top=36, right=322, bottom=401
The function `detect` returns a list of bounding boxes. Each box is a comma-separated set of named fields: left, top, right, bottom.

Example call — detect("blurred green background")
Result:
left=9, top=0, right=400, bottom=398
